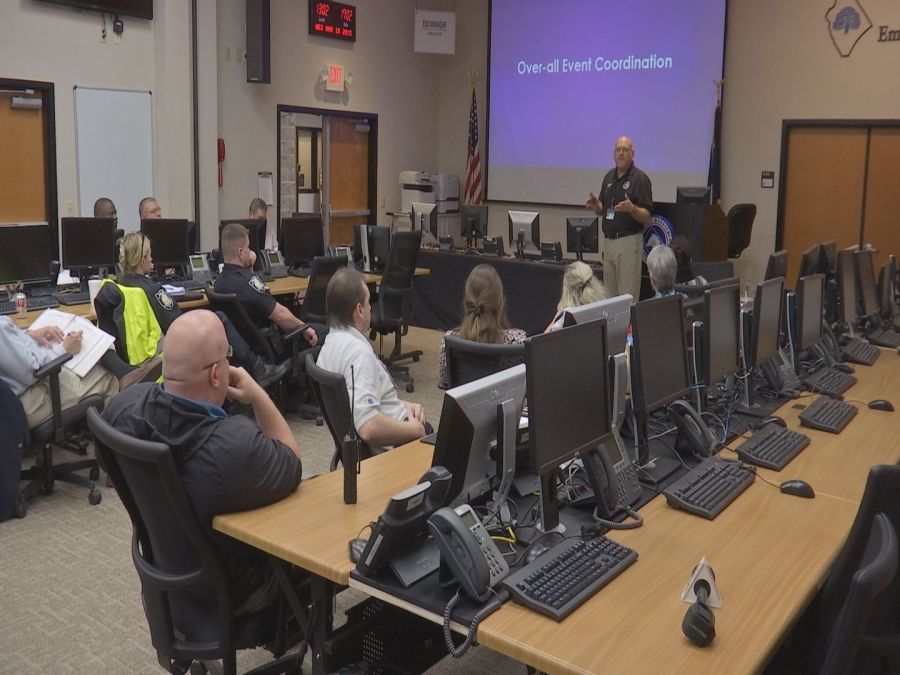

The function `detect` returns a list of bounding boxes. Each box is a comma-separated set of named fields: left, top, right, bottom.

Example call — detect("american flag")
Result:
left=463, top=88, right=483, bottom=205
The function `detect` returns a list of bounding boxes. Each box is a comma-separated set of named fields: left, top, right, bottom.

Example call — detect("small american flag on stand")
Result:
left=463, top=88, right=483, bottom=205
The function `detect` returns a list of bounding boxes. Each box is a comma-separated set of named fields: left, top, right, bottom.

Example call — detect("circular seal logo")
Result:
left=642, top=214, right=674, bottom=261
left=623, top=180, right=631, bottom=190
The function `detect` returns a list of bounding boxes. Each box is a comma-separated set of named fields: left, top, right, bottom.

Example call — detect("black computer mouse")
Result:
left=780, top=480, right=815, bottom=499
left=835, top=363, right=855, bottom=374
left=868, top=399, right=895, bottom=412
left=761, top=416, right=787, bottom=429
left=348, top=538, right=367, bottom=564
left=525, top=541, right=554, bottom=564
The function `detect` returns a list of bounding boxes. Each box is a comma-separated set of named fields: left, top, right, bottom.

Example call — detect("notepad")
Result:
left=29, top=309, right=116, bottom=378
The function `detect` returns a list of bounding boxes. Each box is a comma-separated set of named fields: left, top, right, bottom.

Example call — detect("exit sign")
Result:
left=309, top=1, right=356, bottom=42
left=324, top=64, right=345, bottom=91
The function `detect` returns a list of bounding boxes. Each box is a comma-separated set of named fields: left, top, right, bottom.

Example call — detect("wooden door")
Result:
left=863, top=127, right=900, bottom=270
left=326, top=117, right=370, bottom=245
left=781, top=126, right=867, bottom=286
left=0, top=92, right=46, bottom=223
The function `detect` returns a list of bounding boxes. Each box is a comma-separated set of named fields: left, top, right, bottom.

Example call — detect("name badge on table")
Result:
left=606, top=208, right=616, bottom=220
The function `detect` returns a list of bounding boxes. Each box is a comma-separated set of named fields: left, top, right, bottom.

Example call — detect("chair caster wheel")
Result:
left=88, top=489, right=102, bottom=505
left=406, top=382, right=415, bottom=393
left=316, top=416, right=324, bottom=426
left=13, top=496, right=27, bottom=518
left=89, top=466, right=100, bottom=481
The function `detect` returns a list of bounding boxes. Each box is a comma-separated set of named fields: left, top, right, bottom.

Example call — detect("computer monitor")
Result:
left=764, top=250, right=788, bottom=282
left=855, top=249, right=879, bottom=320
left=675, top=186, right=711, bottom=205
left=220, top=218, right=265, bottom=254
left=707, top=275, right=741, bottom=290
left=797, top=244, right=821, bottom=288
left=370, top=226, right=391, bottom=270
left=410, top=202, right=438, bottom=243
left=141, top=219, right=191, bottom=267
left=526, top=319, right=611, bottom=532
left=507, top=210, right=540, bottom=254
left=703, top=283, right=741, bottom=385
left=0, top=223, right=52, bottom=286
left=837, top=249, right=858, bottom=325
left=565, top=216, right=599, bottom=261
left=431, top=364, right=527, bottom=507
left=62, top=217, right=117, bottom=270
left=562, top=293, right=632, bottom=354
left=631, top=295, right=691, bottom=413
left=819, top=241, right=838, bottom=277
left=748, top=276, right=784, bottom=369
left=878, top=258, right=895, bottom=320
left=280, top=216, right=325, bottom=267
left=796, top=274, right=824, bottom=352
left=460, top=204, right=487, bottom=241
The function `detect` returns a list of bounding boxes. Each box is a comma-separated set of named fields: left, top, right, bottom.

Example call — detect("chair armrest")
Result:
left=283, top=323, right=310, bottom=343
left=33, top=353, right=73, bottom=380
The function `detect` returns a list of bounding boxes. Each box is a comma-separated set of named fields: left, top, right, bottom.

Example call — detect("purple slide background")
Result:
left=488, top=0, right=727, bottom=189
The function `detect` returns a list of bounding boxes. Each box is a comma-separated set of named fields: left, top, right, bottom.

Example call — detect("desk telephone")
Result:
left=580, top=438, right=643, bottom=530
left=668, top=399, right=719, bottom=458
left=188, top=254, right=213, bottom=285
left=429, top=504, right=509, bottom=603
left=258, top=250, right=288, bottom=279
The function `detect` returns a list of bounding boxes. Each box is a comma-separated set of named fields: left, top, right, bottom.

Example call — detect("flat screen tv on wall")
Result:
left=35, top=0, right=153, bottom=20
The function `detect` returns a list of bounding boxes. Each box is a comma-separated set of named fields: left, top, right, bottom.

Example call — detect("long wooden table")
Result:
left=13, top=268, right=430, bottom=329
left=213, top=351, right=900, bottom=674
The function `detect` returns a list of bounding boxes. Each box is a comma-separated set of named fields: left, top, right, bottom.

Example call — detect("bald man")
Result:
left=586, top=136, right=653, bottom=301
left=138, top=196, right=161, bottom=220
left=93, top=197, right=117, bottom=225
left=103, top=310, right=301, bottom=618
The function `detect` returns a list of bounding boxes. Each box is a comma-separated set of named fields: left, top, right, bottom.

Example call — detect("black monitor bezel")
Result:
left=855, top=249, right=879, bottom=319
left=630, top=294, right=691, bottom=414
left=837, top=249, right=858, bottom=325
left=675, top=186, right=711, bottom=205
left=141, top=219, right=191, bottom=266
left=750, top=276, right=784, bottom=368
left=703, top=282, right=741, bottom=385
left=62, top=217, right=117, bottom=269
left=796, top=273, right=825, bottom=352
left=279, top=216, right=325, bottom=266
left=565, top=216, right=600, bottom=255
left=0, top=223, right=53, bottom=285
left=460, top=204, right=488, bottom=239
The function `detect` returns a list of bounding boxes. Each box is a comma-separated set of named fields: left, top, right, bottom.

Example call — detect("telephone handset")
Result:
left=259, top=250, right=288, bottom=279
left=428, top=504, right=509, bottom=603
left=188, top=254, right=213, bottom=285
left=580, top=438, right=643, bottom=530
left=668, top=399, right=719, bottom=458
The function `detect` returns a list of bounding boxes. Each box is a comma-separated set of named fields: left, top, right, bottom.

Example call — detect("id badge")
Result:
left=606, top=208, right=616, bottom=220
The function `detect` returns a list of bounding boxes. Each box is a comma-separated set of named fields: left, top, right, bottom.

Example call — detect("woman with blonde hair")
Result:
left=545, top=261, right=609, bottom=332
left=438, top=264, right=526, bottom=387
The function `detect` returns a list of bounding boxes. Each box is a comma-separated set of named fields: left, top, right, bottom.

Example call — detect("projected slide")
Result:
left=488, top=0, right=727, bottom=205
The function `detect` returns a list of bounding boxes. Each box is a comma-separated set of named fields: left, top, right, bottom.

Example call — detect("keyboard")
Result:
left=500, top=536, right=637, bottom=622
left=0, top=295, right=59, bottom=315
left=842, top=337, right=881, bottom=366
left=799, top=396, right=858, bottom=434
left=55, top=290, right=91, bottom=306
left=866, top=328, right=900, bottom=349
left=735, top=424, right=810, bottom=471
left=801, top=367, right=857, bottom=397
left=663, top=456, right=755, bottom=520
left=289, top=268, right=311, bottom=278
left=178, top=279, right=208, bottom=291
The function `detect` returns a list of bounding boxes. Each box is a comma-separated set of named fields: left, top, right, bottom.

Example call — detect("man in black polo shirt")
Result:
left=102, top=310, right=302, bottom=624
left=586, top=136, right=653, bottom=301
left=213, top=223, right=323, bottom=345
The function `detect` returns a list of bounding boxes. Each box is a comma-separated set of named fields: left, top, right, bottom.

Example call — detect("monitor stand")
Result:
left=536, top=472, right=566, bottom=535
left=484, top=399, right=518, bottom=529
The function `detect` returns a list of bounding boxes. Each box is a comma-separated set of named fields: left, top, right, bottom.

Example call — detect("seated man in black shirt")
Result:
left=103, top=310, right=302, bottom=623
left=214, top=222, right=324, bottom=346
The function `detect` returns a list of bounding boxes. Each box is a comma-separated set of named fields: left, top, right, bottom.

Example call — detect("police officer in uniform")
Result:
left=586, top=136, right=653, bottom=301
left=213, top=222, right=324, bottom=347
left=116, top=232, right=287, bottom=385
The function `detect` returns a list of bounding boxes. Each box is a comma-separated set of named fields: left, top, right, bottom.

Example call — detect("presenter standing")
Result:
left=586, top=136, right=652, bottom=301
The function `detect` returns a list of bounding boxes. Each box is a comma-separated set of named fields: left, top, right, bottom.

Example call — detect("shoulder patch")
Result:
left=249, top=275, right=267, bottom=293
left=155, top=288, right=175, bottom=311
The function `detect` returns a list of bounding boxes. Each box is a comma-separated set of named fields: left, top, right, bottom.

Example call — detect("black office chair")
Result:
left=0, top=380, right=27, bottom=520
left=85, top=408, right=306, bottom=675
left=304, top=348, right=377, bottom=471
left=726, top=203, right=756, bottom=259
left=442, top=334, right=526, bottom=389
left=17, top=353, right=104, bottom=517
left=369, top=230, right=423, bottom=393
left=807, top=465, right=900, bottom=674
left=299, top=255, right=348, bottom=325
left=205, top=287, right=321, bottom=422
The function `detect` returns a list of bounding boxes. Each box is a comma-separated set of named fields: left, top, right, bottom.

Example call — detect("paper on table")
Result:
left=29, top=308, right=116, bottom=378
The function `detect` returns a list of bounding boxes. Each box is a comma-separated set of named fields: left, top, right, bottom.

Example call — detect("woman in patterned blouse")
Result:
left=438, top=264, right=526, bottom=388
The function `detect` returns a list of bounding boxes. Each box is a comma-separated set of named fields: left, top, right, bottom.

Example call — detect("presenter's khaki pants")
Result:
left=603, top=233, right=642, bottom=301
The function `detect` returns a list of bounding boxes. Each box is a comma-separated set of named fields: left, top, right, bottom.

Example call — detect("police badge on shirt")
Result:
left=249, top=275, right=267, bottom=294
left=155, top=288, right=175, bottom=311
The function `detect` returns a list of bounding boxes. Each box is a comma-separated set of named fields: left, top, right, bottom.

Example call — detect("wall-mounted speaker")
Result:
left=246, top=0, right=271, bottom=84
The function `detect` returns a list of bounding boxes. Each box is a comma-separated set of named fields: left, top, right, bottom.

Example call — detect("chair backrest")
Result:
left=726, top=203, right=756, bottom=259
left=812, top=464, right=900, bottom=673
left=304, top=348, right=362, bottom=470
left=693, top=260, right=734, bottom=283
left=0, top=380, right=26, bottom=521
left=85, top=407, right=235, bottom=660
left=205, top=287, right=279, bottom=362
left=300, top=255, right=347, bottom=324
left=375, top=230, right=422, bottom=326
left=94, top=282, right=129, bottom=362
left=443, top=334, right=526, bottom=388
left=819, top=513, right=898, bottom=675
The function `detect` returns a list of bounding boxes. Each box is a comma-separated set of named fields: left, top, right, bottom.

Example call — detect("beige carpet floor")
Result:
left=0, top=327, right=525, bottom=675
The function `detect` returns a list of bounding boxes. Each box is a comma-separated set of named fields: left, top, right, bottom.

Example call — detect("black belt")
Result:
left=604, top=229, right=641, bottom=240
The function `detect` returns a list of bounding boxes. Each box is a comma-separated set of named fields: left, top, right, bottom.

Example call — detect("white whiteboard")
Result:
left=74, top=87, right=153, bottom=231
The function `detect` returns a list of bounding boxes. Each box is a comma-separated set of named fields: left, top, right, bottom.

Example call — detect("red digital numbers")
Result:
left=341, top=7, right=353, bottom=22
left=316, top=2, right=330, bottom=18
left=310, top=0, right=355, bottom=41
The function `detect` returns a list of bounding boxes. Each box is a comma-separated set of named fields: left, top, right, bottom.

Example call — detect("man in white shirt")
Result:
left=316, top=268, right=427, bottom=450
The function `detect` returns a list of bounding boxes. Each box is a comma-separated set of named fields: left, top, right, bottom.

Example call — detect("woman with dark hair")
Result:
left=438, top=264, right=526, bottom=388
left=669, top=235, right=708, bottom=287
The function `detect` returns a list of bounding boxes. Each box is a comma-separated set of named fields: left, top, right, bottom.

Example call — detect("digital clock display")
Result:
left=309, top=1, right=356, bottom=42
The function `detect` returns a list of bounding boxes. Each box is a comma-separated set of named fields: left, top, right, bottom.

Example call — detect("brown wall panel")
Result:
left=863, top=127, right=900, bottom=270
left=0, top=93, right=46, bottom=223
